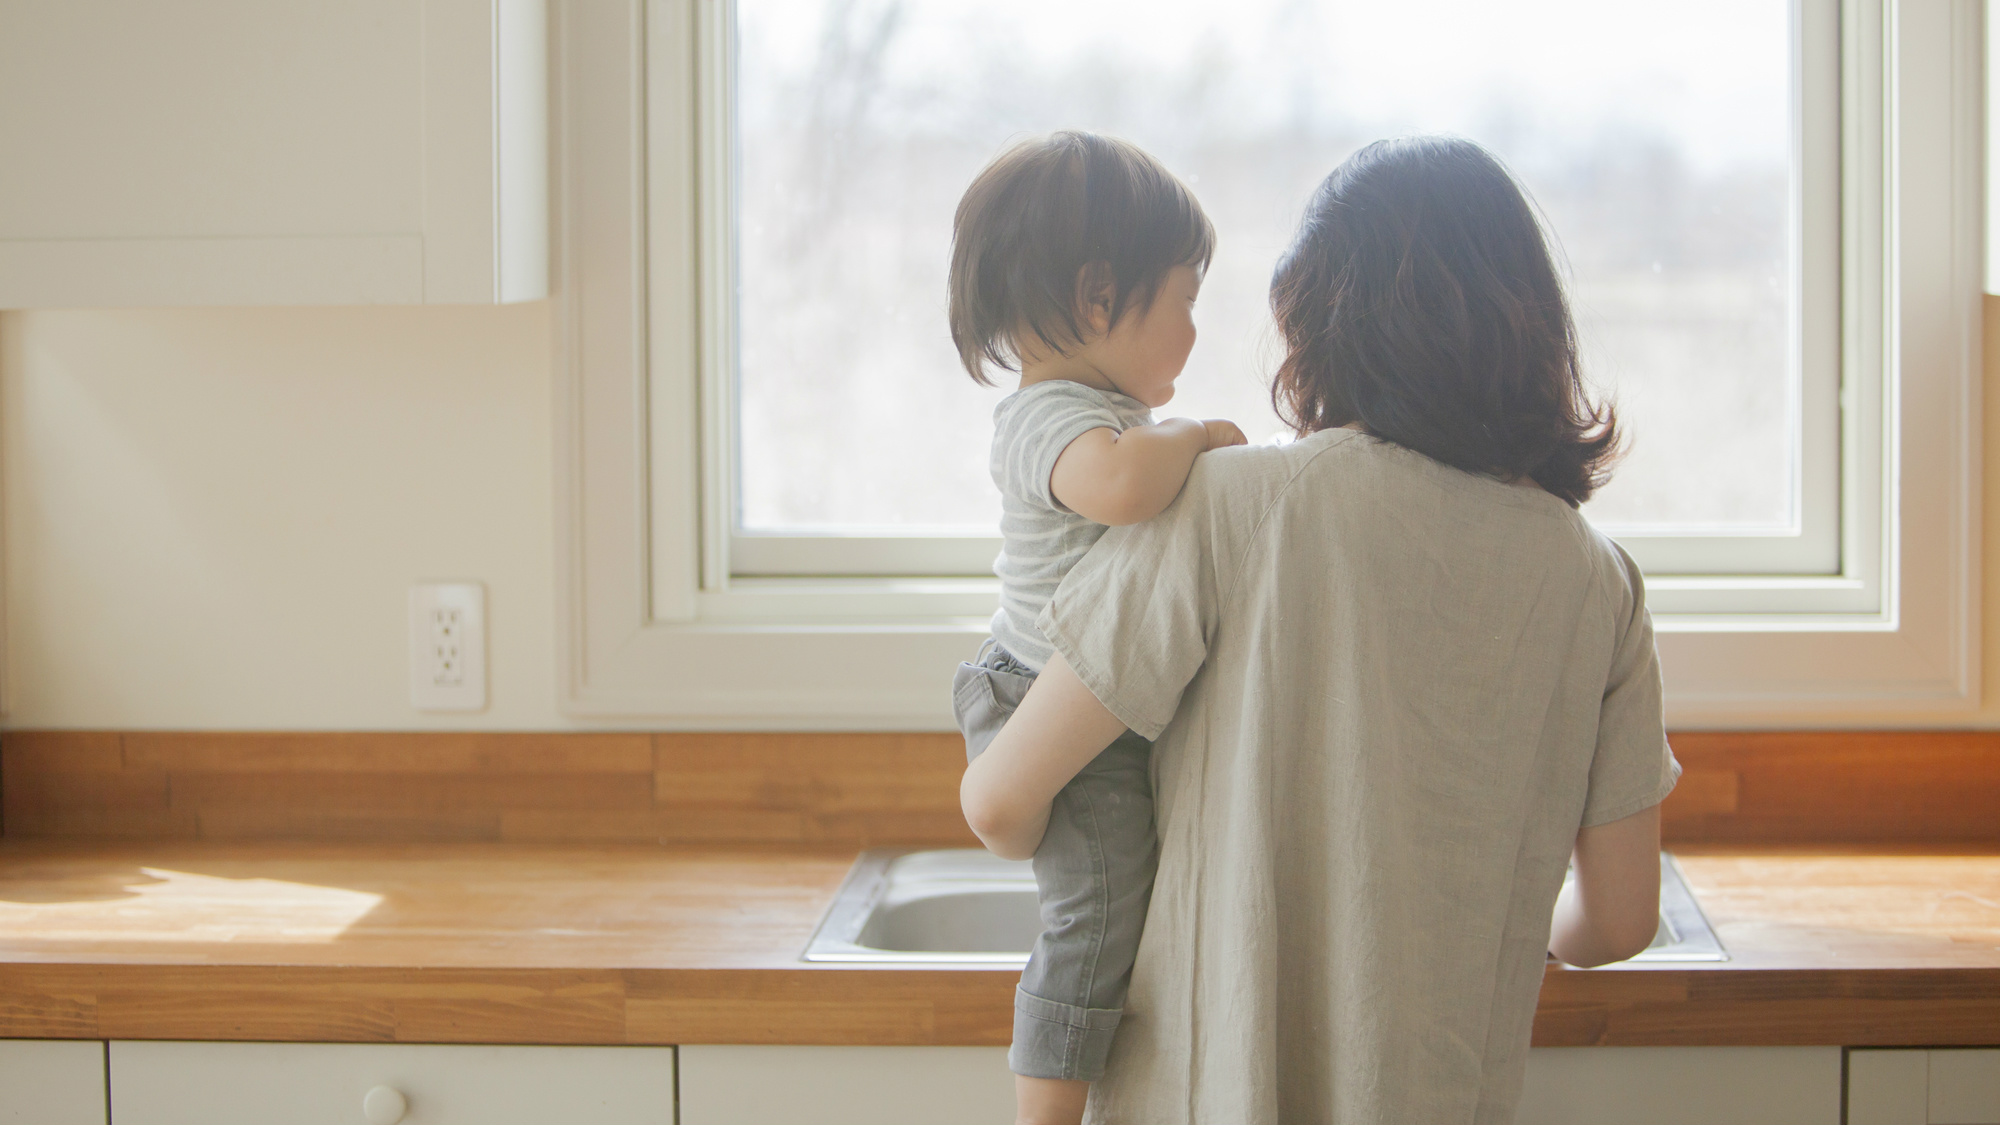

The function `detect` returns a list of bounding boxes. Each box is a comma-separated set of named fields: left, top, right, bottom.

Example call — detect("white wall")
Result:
left=0, top=304, right=576, bottom=729
left=2, top=300, right=1998, bottom=730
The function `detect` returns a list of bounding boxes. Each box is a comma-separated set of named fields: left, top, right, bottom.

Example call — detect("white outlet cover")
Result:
left=409, top=582, right=487, bottom=712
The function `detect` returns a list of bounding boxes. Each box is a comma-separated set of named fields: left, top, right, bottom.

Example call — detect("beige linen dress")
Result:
left=1040, top=428, right=1678, bottom=1125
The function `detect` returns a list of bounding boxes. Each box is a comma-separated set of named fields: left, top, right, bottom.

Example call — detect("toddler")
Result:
left=946, top=130, right=1244, bottom=1125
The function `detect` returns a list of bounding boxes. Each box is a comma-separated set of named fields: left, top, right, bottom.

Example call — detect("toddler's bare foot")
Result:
left=1015, top=1075, right=1089, bottom=1125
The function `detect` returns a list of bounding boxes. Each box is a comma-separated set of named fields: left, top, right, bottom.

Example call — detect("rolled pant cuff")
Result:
left=1007, top=986, right=1124, bottom=1081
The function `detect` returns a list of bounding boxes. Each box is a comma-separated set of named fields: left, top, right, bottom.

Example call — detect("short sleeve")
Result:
left=1580, top=543, right=1681, bottom=827
left=1038, top=456, right=1234, bottom=739
left=993, top=383, right=1130, bottom=510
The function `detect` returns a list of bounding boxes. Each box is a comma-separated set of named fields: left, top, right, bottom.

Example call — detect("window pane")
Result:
left=736, top=0, right=1794, bottom=534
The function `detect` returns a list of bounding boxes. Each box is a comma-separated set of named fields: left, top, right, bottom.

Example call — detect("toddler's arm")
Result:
left=1050, top=418, right=1246, bottom=526
left=960, top=652, right=1127, bottom=860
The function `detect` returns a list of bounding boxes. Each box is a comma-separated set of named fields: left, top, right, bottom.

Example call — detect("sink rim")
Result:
left=803, top=848, right=1035, bottom=964
left=802, top=848, right=1726, bottom=965
left=1647, top=853, right=1729, bottom=962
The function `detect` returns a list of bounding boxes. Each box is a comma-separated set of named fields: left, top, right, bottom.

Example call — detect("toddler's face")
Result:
left=1099, top=265, right=1201, bottom=408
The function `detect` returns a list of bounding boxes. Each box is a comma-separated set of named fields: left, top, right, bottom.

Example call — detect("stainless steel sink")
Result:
left=803, top=848, right=1725, bottom=964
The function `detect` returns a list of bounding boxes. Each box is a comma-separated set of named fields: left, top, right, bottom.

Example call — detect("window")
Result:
left=727, top=0, right=1837, bottom=586
left=552, top=0, right=1979, bottom=725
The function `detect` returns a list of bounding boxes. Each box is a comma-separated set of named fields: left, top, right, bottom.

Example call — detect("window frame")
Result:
left=552, top=0, right=1981, bottom=727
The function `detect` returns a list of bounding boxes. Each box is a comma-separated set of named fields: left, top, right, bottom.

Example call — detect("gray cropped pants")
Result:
left=952, top=640, right=1158, bottom=1082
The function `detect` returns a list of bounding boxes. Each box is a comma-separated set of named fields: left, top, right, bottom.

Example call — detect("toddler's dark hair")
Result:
left=1270, top=136, right=1620, bottom=506
left=949, top=131, right=1215, bottom=385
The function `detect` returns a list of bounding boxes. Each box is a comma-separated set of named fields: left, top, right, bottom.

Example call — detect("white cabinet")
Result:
left=108, top=1042, right=673, bottom=1125
left=678, top=1046, right=1015, bottom=1125
left=1850, top=1049, right=2000, bottom=1125
left=0, top=0, right=547, bottom=308
left=1513, top=1047, right=1844, bottom=1125
left=676, top=1044, right=1851, bottom=1125
left=0, top=1040, right=107, bottom=1125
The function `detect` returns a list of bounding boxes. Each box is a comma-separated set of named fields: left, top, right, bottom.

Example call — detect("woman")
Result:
left=962, top=136, right=1679, bottom=1124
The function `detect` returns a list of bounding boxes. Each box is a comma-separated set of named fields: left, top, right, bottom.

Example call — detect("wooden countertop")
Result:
left=1, top=841, right=1995, bottom=1047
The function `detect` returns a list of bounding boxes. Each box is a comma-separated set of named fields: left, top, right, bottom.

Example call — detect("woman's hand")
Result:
left=960, top=652, right=1131, bottom=860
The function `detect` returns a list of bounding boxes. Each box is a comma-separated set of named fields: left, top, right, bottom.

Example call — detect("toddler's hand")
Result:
left=1201, top=419, right=1249, bottom=450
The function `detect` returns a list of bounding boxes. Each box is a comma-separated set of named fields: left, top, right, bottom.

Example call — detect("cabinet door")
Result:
left=1929, top=1050, right=2000, bottom=1125
left=678, top=1046, right=1014, bottom=1125
left=108, top=1042, right=672, bottom=1125
left=1517, top=1046, right=1842, bottom=1125
left=0, top=0, right=546, bottom=307
left=1850, top=1049, right=2000, bottom=1125
left=0, top=1040, right=107, bottom=1125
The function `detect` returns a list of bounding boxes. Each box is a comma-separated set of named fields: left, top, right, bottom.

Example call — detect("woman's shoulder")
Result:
left=1175, top=430, right=1357, bottom=515
left=1280, top=429, right=1600, bottom=525
left=1191, top=427, right=1368, bottom=489
left=1122, top=435, right=1330, bottom=554
left=1256, top=429, right=1640, bottom=585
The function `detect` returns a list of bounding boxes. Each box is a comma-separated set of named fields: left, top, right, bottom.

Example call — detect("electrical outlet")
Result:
left=409, top=582, right=486, bottom=711
left=431, top=605, right=466, bottom=686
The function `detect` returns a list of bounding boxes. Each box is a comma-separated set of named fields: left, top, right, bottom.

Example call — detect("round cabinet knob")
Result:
left=362, top=1085, right=408, bottom=1125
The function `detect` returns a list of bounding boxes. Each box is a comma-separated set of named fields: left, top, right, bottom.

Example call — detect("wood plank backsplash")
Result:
left=1657, top=731, right=2000, bottom=844
left=0, top=732, right=976, bottom=846
left=2, top=730, right=1995, bottom=844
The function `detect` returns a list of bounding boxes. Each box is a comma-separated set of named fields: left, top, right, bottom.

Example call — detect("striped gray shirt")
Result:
left=988, top=380, right=1154, bottom=670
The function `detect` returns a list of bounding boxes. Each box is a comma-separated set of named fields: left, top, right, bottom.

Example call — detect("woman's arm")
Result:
left=960, top=652, right=1130, bottom=859
left=1548, top=803, right=1663, bottom=967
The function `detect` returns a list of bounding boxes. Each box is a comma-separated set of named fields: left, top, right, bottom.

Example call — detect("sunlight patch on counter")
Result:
left=0, top=866, right=384, bottom=945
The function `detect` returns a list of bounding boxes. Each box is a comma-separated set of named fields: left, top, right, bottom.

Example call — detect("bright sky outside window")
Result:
left=734, top=0, right=1793, bottom=537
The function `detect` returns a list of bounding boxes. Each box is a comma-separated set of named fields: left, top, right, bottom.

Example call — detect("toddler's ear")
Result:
left=1073, top=260, right=1118, bottom=337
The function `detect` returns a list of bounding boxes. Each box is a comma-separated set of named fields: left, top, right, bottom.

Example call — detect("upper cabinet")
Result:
left=0, top=0, right=547, bottom=307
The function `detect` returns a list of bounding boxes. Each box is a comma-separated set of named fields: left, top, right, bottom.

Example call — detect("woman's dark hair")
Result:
left=950, top=131, right=1215, bottom=385
left=1270, top=136, right=1619, bottom=506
